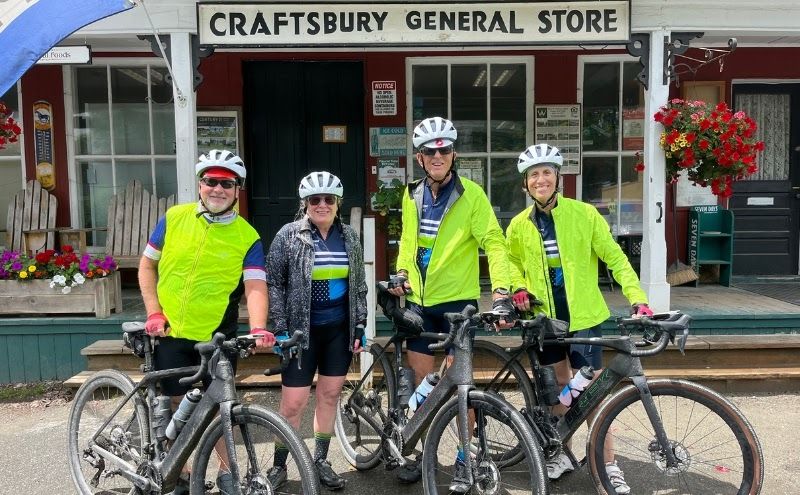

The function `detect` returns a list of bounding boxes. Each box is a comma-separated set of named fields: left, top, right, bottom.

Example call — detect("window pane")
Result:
left=458, top=157, right=486, bottom=191
left=452, top=64, right=487, bottom=153
left=151, top=67, right=175, bottom=154
left=490, top=64, right=526, bottom=152
left=621, top=62, right=645, bottom=151
left=490, top=157, right=526, bottom=217
left=0, top=159, right=23, bottom=232
left=79, top=160, right=113, bottom=247
left=582, top=156, right=618, bottom=233
left=75, top=67, right=111, bottom=155
left=111, top=67, right=150, bottom=155
left=155, top=158, right=178, bottom=198
left=412, top=65, right=447, bottom=121
left=620, top=156, right=643, bottom=235
left=116, top=159, right=153, bottom=192
left=0, top=86, right=21, bottom=157
left=583, top=63, right=619, bottom=151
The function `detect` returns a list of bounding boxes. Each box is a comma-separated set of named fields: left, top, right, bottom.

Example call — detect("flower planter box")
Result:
left=0, top=274, right=121, bottom=318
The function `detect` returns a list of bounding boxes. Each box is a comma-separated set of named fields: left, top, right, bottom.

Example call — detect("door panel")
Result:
left=244, top=61, right=365, bottom=246
left=731, top=84, right=800, bottom=275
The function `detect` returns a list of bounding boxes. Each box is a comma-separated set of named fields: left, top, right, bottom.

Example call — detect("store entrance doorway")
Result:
left=731, top=83, right=800, bottom=275
left=244, top=61, right=366, bottom=244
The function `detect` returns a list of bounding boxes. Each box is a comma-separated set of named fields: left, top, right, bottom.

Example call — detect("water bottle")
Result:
left=408, top=372, right=439, bottom=412
left=152, top=395, right=173, bottom=442
left=558, top=366, right=595, bottom=407
left=165, top=388, right=202, bottom=440
left=397, top=367, right=416, bottom=408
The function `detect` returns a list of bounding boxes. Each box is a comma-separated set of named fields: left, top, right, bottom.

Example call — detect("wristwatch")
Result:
left=493, top=287, right=510, bottom=296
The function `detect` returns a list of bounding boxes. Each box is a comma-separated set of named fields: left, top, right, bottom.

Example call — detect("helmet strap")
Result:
left=196, top=194, right=239, bottom=219
left=421, top=154, right=456, bottom=187
left=525, top=171, right=560, bottom=210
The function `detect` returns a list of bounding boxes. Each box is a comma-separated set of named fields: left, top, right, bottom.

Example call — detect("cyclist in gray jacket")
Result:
left=265, top=171, right=368, bottom=491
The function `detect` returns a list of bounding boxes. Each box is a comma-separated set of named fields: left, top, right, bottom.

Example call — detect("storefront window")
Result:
left=0, top=84, right=24, bottom=238
left=73, top=64, right=176, bottom=247
left=409, top=57, right=532, bottom=221
left=581, top=59, right=644, bottom=235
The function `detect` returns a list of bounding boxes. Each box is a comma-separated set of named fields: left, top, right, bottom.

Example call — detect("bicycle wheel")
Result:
left=191, top=404, right=319, bottom=495
left=67, top=369, right=149, bottom=495
left=422, top=390, right=547, bottom=495
left=472, top=340, right=537, bottom=468
left=334, top=342, right=396, bottom=470
left=587, top=379, right=764, bottom=495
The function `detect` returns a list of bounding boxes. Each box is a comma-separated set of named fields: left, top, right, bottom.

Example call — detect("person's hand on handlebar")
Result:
left=512, top=288, right=542, bottom=313
left=249, top=327, right=276, bottom=351
left=145, top=312, right=170, bottom=338
left=387, top=271, right=412, bottom=297
left=491, top=295, right=516, bottom=330
left=631, top=303, right=654, bottom=318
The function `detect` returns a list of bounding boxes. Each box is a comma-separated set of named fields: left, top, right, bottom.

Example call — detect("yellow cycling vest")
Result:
left=158, top=203, right=261, bottom=341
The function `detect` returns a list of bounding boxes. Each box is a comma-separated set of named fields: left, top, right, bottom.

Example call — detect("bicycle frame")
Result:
left=87, top=346, right=243, bottom=493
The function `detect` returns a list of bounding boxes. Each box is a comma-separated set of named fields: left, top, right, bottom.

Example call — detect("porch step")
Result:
left=68, top=335, right=800, bottom=393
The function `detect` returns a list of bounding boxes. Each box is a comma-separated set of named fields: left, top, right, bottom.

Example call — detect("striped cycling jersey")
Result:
left=533, top=209, right=564, bottom=288
left=416, top=178, right=455, bottom=281
left=310, top=223, right=349, bottom=326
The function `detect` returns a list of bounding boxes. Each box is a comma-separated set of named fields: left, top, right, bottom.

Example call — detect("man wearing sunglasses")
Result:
left=387, top=117, right=514, bottom=489
left=137, top=149, right=271, bottom=494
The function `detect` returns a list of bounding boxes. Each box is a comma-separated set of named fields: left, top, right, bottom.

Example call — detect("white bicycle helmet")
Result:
left=298, top=171, right=344, bottom=199
left=412, top=117, right=458, bottom=149
left=195, top=149, right=247, bottom=179
left=517, top=144, right=563, bottom=174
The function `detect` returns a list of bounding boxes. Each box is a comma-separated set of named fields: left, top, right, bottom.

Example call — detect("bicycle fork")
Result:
left=631, top=376, right=680, bottom=468
left=219, top=400, right=244, bottom=495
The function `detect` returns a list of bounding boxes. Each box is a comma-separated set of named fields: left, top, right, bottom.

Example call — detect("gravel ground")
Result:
left=1, top=387, right=797, bottom=494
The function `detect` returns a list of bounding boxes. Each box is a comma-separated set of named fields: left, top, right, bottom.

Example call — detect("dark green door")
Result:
left=244, top=61, right=365, bottom=246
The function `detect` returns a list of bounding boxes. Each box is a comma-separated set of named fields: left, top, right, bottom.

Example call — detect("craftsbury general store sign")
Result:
left=197, top=1, right=631, bottom=47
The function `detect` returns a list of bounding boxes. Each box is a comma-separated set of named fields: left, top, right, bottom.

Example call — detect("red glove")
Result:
left=631, top=303, right=654, bottom=317
left=249, top=328, right=275, bottom=348
left=145, top=312, right=168, bottom=336
left=512, top=289, right=531, bottom=308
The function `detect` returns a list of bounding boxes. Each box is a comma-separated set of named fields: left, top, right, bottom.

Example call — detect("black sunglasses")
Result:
left=201, top=177, right=238, bottom=189
left=420, top=145, right=454, bottom=156
left=308, top=195, right=337, bottom=206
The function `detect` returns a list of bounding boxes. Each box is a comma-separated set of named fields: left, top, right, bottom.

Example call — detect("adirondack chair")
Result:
left=107, top=180, right=176, bottom=269
left=5, top=180, right=58, bottom=254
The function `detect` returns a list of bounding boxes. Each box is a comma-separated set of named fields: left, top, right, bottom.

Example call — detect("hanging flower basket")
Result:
left=637, top=99, right=765, bottom=198
left=0, top=100, right=22, bottom=150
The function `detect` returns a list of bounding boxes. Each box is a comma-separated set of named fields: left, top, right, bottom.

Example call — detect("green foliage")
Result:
left=373, top=179, right=405, bottom=239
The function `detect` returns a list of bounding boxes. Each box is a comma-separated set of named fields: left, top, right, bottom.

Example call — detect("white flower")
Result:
left=61, top=286, right=72, bottom=294
left=52, top=274, right=66, bottom=285
left=49, top=281, right=56, bottom=289
left=73, top=273, right=85, bottom=284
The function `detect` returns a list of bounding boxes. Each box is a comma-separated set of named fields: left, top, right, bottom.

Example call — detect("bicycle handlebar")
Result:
left=179, top=333, right=228, bottom=386
left=264, top=330, right=304, bottom=376
left=616, top=311, right=693, bottom=357
left=429, top=305, right=479, bottom=351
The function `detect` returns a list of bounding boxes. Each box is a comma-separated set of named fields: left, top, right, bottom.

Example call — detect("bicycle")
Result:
left=472, top=308, right=764, bottom=495
left=67, top=323, right=320, bottom=495
left=333, top=282, right=547, bottom=495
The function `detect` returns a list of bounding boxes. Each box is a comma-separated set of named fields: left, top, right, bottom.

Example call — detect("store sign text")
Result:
left=197, top=2, right=630, bottom=46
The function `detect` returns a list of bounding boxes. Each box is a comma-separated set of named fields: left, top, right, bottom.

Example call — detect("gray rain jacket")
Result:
left=266, top=216, right=368, bottom=350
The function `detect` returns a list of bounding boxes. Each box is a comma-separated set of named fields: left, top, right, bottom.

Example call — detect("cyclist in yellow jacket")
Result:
left=138, top=149, right=272, bottom=494
left=388, top=116, right=514, bottom=489
left=507, top=143, right=652, bottom=494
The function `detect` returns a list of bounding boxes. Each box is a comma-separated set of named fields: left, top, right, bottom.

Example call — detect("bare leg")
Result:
left=407, top=349, right=435, bottom=386
left=313, top=375, right=347, bottom=435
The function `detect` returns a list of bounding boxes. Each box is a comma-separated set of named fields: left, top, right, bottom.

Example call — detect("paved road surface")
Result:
left=2, top=390, right=797, bottom=494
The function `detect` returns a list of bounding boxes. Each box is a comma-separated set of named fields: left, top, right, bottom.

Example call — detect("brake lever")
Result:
left=676, top=326, right=690, bottom=355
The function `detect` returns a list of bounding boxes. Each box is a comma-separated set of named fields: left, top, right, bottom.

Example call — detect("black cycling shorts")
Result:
left=531, top=325, right=602, bottom=370
left=153, top=336, right=239, bottom=397
left=405, top=300, right=478, bottom=356
left=282, top=320, right=353, bottom=387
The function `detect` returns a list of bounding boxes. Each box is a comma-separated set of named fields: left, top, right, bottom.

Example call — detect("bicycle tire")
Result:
left=67, top=369, right=149, bottom=495
left=472, top=339, right=537, bottom=468
left=334, top=342, right=396, bottom=470
left=587, top=378, right=764, bottom=495
left=191, top=404, right=319, bottom=495
left=421, top=390, right=548, bottom=495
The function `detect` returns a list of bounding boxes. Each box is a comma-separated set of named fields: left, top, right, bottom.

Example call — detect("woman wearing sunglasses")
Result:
left=265, top=171, right=368, bottom=491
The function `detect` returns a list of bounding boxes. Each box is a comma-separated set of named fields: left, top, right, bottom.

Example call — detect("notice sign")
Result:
left=372, top=81, right=397, bottom=116
left=534, top=104, right=581, bottom=175
left=197, top=2, right=631, bottom=47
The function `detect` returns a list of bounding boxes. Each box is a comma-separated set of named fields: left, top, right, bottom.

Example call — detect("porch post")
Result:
left=170, top=32, right=198, bottom=204
left=640, top=29, right=671, bottom=311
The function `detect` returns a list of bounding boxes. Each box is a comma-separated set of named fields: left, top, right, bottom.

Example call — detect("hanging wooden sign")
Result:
left=33, top=100, right=56, bottom=191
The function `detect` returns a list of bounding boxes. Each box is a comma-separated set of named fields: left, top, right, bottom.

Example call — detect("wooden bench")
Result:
left=107, top=180, right=176, bottom=269
left=6, top=180, right=57, bottom=253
